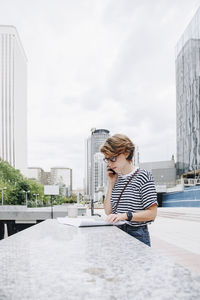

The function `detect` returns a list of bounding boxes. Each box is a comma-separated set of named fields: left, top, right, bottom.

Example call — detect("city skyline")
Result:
left=0, top=1, right=199, bottom=188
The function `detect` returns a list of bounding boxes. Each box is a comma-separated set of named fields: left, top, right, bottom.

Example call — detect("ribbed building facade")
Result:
left=176, top=8, right=200, bottom=175
left=85, top=128, right=110, bottom=201
left=0, top=25, right=27, bottom=171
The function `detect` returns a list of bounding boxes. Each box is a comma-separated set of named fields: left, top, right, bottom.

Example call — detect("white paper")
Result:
left=57, top=217, right=125, bottom=227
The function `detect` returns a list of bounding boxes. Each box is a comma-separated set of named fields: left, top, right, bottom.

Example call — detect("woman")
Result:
left=100, top=134, right=157, bottom=247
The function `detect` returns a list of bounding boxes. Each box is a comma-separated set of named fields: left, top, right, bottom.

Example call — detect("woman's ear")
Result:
left=125, top=151, right=130, bottom=159
left=126, top=149, right=133, bottom=160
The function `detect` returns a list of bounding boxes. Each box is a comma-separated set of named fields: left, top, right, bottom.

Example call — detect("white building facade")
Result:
left=23, top=167, right=43, bottom=182
left=0, top=25, right=27, bottom=171
left=24, top=166, right=72, bottom=197
left=94, top=152, right=106, bottom=201
left=51, top=167, right=72, bottom=197
left=84, top=137, right=91, bottom=197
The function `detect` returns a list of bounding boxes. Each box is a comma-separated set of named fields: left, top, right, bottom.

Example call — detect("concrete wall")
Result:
left=163, top=185, right=200, bottom=207
left=139, top=160, right=176, bottom=186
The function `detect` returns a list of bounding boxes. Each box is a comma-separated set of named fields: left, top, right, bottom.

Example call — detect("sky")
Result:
left=0, top=0, right=200, bottom=189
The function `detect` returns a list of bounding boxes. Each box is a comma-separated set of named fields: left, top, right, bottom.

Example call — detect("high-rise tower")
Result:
left=0, top=25, right=27, bottom=171
left=176, top=8, right=200, bottom=175
left=85, top=128, right=110, bottom=201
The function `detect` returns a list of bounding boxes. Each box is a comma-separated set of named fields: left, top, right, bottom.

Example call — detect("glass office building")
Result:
left=176, top=7, right=200, bottom=175
left=85, top=128, right=110, bottom=201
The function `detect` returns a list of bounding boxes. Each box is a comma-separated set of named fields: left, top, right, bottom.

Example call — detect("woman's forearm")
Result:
left=131, top=205, right=157, bottom=222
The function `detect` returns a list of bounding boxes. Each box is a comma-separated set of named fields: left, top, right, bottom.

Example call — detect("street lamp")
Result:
left=0, top=187, right=7, bottom=205
left=33, top=193, right=39, bottom=207
left=23, top=190, right=30, bottom=207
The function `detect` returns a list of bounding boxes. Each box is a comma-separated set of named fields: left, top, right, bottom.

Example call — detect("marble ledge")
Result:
left=0, top=219, right=200, bottom=300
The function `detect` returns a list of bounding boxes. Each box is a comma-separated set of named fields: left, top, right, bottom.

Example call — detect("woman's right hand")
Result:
left=106, top=166, right=118, bottom=186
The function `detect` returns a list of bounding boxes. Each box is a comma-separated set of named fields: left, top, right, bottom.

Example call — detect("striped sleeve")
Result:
left=140, top=172, right=157, bottom=209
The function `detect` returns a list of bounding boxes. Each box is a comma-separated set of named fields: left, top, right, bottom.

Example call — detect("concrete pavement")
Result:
left=91, top=207, right=200, bottom=275
left=149, top=208, right=200, bottom=274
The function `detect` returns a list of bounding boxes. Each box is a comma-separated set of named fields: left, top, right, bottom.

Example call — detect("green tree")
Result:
left=0, top=158, right=44, bottom=206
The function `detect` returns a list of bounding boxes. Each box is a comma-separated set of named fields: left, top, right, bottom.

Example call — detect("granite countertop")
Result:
left=0, top=219, right=200, bottom=300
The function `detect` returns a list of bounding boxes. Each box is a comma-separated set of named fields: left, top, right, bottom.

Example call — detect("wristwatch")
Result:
left=126, top=211, right=133, bottom=221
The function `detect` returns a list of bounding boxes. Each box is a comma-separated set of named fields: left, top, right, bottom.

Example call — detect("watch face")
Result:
left=127, top=212, right=132, bottom=221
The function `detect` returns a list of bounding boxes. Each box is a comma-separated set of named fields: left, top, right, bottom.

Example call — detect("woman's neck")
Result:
left=120, top=163, right=134, bottom=175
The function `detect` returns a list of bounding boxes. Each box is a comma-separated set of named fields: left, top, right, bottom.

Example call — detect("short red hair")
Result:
left=100, top=134, right=135, bottom=161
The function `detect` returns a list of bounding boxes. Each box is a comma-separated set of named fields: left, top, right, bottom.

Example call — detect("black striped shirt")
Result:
left=111, top=168, right=157, bottom=227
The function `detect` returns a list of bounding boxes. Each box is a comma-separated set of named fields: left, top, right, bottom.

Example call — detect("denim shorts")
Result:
left=117, top=223, right=151, bottom=247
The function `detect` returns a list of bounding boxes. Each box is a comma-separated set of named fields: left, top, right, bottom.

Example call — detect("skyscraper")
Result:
left=0, top=25, right=27, bottom=171
left=176, top=8, right=200, bottom=175
left=85, top=128, right=110, bottom=201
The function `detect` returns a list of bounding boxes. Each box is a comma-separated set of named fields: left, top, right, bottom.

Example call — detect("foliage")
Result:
left=62, top=197, right=76, bottom=204
left=55, top=194, right=77, bottom=204
left=0, top=158, right=76, bottom=207
left=0, top=159, right=44, bottom=206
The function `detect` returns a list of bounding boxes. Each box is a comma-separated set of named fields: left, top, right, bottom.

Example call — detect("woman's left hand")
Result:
left=106, top=213, right=127, bottom=223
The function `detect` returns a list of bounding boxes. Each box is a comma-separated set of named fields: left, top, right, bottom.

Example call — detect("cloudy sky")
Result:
left=0, top=0, right=199, bottom=188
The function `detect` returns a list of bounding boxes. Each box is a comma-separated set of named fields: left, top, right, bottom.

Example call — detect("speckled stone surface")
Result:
left=0, top=219, right=200, bottom=300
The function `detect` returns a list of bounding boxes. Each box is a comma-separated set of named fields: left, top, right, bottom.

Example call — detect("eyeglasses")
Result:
left=103, top=155, right=118, bottom=163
